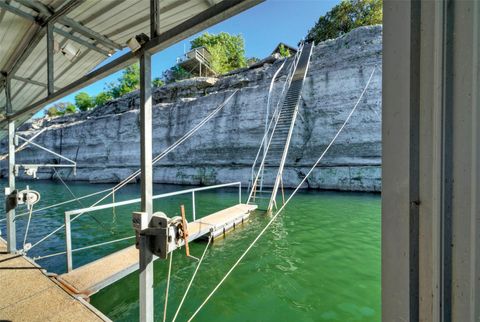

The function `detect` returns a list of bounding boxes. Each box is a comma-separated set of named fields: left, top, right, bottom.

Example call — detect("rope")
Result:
left=172, top=236, right=212, bottom=322
left=33, top=236, right=135, bottom=261
left=163, top=251, right=173, bottom=322
left=22, top=206, right=33, bottom=251
left=28, top=91, right=238, bottom=252
left=53, top=167, right=110, bottom=232
left=187, top=66, right=377, bottom=321
left=14, top=188, right=113, bottom=219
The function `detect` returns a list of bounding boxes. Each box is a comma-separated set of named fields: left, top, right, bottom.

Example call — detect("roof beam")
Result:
left=2, top=0, right=263, bottom=125
left=57, top=16, right=123, bottom=50
left=11, top=75, right=60, bottom=90
left=17, top=0, right=123, bottom=50
left=150, top=0, right=160, bottom=38
left=53, top=27, right=112, bottom=56
left=47, top=21, right=54, bottom=95
left=0, top=0, right=84, bottom=84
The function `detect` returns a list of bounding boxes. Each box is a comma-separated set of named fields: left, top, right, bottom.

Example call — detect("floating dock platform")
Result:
left=59, top=203, right=257, bottom=296
left=0, top=239, right=109, bottom=321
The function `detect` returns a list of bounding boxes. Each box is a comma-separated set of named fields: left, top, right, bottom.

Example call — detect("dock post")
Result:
left=5, top=79, right=16, bottom=253
left=192, top=191, right=196, bottom=221
left=65, top=213, right=72, bottom=272
left=239, top=182, right=242, bottom=204
left=139, top=49, right=154, bottom=322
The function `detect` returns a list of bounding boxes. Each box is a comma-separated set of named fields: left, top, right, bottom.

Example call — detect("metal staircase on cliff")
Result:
left=247, top=42, right=314, bottom=212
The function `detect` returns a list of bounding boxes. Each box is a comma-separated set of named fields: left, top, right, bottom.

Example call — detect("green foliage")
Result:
left=106, top=64, right=140, bottom=98
left=190, top=32, right=247, bottom=74
left=305, top=0, right=382, bottom=43
left=74, top=92, right=94, bottom=111
left=45, top=102, right=76, bottom=117
left=278, top=44, right=291, bottom=58
left=95, top=91, right=113, bottom=106
left=246, top=57, right=260, bottom=66
left=163, top=66, right=192, bottom=84
left=152, top=77, right=164, bottom=87
left=46, top=106, right=61, bottom=117
left=64, top=103, right=77, bottom=114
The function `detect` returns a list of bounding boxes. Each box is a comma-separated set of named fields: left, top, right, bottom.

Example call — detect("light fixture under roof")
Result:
left=61, top=43, right=80, bottom=61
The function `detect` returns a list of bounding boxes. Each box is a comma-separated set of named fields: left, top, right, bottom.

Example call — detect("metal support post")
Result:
left=6, top=121, right=16, bottom=253
left=5, top=79, right=16, bottom=253
left=239, top=182, right=242, bottom=204
left=65, top=213, right=72, bottom=272
left=47, top=21, right=54, bottom=95
left=139, top=50, right=154, bottom=322
left=192, top=191, right=196, bottom=221
left=150, top=0, right=160, bottom=38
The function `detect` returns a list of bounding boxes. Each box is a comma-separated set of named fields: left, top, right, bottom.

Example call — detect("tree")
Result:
left=46, top=106, right=61, bottom=117
left=163, top=66, right=192, bottom=84
left=64, top=103, right=77, bottom=114
left=74, top=92, right=94, bottom=111
left=278, top=44, right=291, bottom=58
left=45, top=102, right=76, bottom=117
left=305, top=0, right=382, bottom=44
left=106, top=64, right=140, bottom=98
left=95, top=91, right=113, bottom=106
left=246, top=57, right=260, bottom=66
left=190, top=32, right=247, bottom=74
left=152, top=77, right=164, bottom=87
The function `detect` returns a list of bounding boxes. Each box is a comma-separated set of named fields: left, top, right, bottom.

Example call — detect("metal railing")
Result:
left=247, top=43, right=305, bottom=204
left=63, top=182, right=242, bottom=272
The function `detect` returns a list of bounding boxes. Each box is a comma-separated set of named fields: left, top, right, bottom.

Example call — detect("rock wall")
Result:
left=2, top=26, right=383, bottom=191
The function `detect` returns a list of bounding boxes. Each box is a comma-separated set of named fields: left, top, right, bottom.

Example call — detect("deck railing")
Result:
left=63, top=182, right=242, bottom=272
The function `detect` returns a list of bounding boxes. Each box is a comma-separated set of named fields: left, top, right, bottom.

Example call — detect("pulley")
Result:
left=5, top=186, right=41, bottom=212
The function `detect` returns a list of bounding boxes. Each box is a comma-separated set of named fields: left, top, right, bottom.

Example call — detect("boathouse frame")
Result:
left=383, top=1, right=480, bottom=321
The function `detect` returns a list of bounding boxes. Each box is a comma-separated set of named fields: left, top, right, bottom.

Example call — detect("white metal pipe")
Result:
left=66, top=182, right=242, bottom=216
left=192, top=191, right=196, bottom=221
left=64, top=213, right=72, bottom=272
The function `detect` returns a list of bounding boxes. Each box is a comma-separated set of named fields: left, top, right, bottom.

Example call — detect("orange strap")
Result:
left=180, top=205, right=190, bottom=257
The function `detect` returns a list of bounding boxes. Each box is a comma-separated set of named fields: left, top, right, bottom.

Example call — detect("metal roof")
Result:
left=0, top=0, right=262, bottom=136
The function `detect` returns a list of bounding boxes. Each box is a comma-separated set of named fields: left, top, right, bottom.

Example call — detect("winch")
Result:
left=5, top=186, right=41, bottom=212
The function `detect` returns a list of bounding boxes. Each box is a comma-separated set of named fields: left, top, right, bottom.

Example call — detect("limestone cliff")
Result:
left=2, top=26, right=382, bottom=191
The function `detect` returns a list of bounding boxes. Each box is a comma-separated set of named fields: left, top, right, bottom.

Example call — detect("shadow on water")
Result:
left=0, top=180, right=380, bottom=322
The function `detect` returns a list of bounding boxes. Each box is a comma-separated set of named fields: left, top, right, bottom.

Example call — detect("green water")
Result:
left=0, top=180, right=380, bottom=321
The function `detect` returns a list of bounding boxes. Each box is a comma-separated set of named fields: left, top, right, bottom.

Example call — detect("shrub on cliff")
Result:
left=305, top=0, right=382, bottom=43
left=163, top=66, right=192, bottom=84
left=75, top=92, right=95, bottom=111
left=95, top=91, right=113, bottom=106
left=46, top=102, right=76, bottom=117
left=153, top=77, right=164, bottom=87
left=278, top=44, right=291, bottom=58
left=106, top=64, right=140, bottom=98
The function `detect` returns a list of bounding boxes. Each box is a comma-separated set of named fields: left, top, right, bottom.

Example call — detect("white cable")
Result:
left=172, top=236, right=212, bottom=322
left=22, top=206, right=33, bottom=251
left=163, top=251, right=173, bottom=322
left=187, top=66, right=377, bottom=321
left=14, top=188, right=113, bottom=219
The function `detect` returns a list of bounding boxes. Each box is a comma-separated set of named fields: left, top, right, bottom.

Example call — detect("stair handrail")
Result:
left=247, top=44, right=303, bottom=191
left=247, top=43, right=305, bottom=194
left=267, top=42, right=314, bottom=211
left=247, top=44, right=305, bottom=204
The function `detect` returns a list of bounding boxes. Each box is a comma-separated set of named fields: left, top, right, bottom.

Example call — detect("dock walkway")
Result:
left=0, top=239, right=108, bottom=322
left=59, top=203, right=257, bottom=296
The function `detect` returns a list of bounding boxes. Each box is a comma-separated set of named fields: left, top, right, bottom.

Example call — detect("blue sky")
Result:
left=42, top=0, right=339, bottom=116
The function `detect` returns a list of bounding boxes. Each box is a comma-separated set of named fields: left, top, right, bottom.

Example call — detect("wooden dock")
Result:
left=0, top=239, right=109, bottom=322
left=59, top=203, right=257, bottom=296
